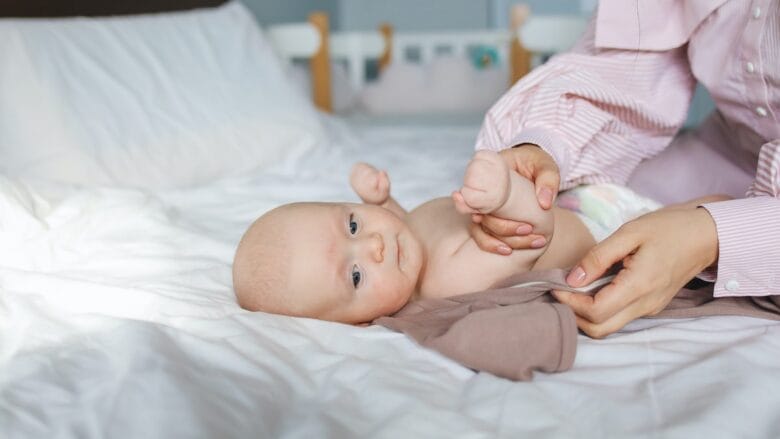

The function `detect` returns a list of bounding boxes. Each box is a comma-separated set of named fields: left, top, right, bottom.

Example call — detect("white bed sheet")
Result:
left=2, top=116, right=780, bottom=438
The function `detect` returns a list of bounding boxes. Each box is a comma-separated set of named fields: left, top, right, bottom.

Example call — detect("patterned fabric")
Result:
left=475, top=0, right=779, bottom=298
left=557, top=184, right=662, bottom=242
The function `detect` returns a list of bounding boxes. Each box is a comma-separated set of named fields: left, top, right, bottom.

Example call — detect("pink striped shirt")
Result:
left=476, top=0, right=779, bottom=298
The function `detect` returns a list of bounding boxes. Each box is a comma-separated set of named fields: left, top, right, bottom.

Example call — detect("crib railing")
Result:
left=391, top=30, right=512, bottom=65
left=271, top=6, right=589, bottom=112
left=327, top=6, right=588, bottom=93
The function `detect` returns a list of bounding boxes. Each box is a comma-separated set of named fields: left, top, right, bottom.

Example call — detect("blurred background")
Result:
left=244, top=0, right=596, bottom=30
left=241, top=0, right=713, bottom=126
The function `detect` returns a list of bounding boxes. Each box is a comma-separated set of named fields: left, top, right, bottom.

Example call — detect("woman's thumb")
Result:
left=534, top=166, right=560, bottom=210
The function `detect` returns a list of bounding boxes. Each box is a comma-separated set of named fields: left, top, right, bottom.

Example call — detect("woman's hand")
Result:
left=551, top=205, right=720, bottom=338
left=470, top=144, right=561, bottom=255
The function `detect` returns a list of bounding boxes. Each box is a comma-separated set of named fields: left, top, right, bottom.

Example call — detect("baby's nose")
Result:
left=365, top=232, right=384, bottom=263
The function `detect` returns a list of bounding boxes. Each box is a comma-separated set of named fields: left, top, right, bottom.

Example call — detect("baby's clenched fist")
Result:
left=453, top=150, right=510, bottom=214
left=350, top=162, right=391, bottom=205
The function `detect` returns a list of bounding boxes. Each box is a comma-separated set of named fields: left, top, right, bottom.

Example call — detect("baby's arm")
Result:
left=453, top=151, right=554, bottom=240
left=350, top=163, right=407, bottom=218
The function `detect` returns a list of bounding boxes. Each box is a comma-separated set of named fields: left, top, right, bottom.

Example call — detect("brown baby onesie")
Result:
left=374, top=269, right=780, bottom=381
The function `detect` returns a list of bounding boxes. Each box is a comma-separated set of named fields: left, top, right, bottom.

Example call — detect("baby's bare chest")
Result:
left=408, top=198, right=538, bottom=299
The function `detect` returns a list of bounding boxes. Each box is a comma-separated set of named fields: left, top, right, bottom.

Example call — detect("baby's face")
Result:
left=282, top=202, right=423, bottom=323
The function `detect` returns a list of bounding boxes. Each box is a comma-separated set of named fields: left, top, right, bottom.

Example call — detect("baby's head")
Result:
left=233, top=202, right=424, bottom=324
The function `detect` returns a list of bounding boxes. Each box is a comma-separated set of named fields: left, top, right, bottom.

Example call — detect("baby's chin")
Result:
left=347, top=293, right=415, bottom=325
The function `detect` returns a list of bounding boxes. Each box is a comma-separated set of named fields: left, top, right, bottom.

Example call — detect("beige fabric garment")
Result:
left=375, top=269, right=780, bottom=381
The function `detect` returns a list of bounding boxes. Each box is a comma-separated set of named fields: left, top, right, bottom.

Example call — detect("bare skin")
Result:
left=352, top=151, right=595, bottom=301
left=471, top=144, right=725, bottom=338
left=232, top=152, right=598, bottom=326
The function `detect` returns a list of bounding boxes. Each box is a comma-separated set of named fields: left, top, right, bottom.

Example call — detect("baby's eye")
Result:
left=348, top=213, right=358, bottom=235
left=351, top=265, right=362, bottom=288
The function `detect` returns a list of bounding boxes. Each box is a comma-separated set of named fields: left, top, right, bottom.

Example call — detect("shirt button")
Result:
left=756, top=106, right=768, bottom=117
left=725, top=279, right=740, bottom=292
left=746, top=62, right=755, bottom=73
left=753, top=6, right=762, bottom=18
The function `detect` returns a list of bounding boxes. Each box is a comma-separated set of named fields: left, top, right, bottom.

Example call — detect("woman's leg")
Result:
left=627, top=112, right=755, bottom=205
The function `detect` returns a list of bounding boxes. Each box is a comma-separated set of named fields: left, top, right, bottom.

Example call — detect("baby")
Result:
left=232, top=150, right=657, bottom=324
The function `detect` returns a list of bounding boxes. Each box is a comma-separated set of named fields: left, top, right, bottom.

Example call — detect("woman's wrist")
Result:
left=694, top=207, right=719, bottom=270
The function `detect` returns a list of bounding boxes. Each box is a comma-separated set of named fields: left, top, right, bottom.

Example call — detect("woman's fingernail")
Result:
left=498, top=245, right=512, bottom=255
left=567, top=266, right=586, bottom=286
left=516, top=224, right=532, bottom=235
left=530, top=237, right=546, bottom=248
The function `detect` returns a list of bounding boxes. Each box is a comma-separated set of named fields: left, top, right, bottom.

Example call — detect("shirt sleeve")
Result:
left=475, top=16, right=697, bottom=190
left=699, top=140, right=780, bottom=298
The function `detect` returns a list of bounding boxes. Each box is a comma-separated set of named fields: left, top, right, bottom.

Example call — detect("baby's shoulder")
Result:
left=407, top=197, right=470, bottom=240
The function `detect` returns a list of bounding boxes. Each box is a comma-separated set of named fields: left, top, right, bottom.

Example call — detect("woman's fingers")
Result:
left=469, top=222, right=512, bottom=255
left=494, top=233, right=548, bottom=249
left=479, top=214, right=533, bottom=237
left=469, top=222, right=547, bottom=254
left=532, top=161, right=561, bottom=210
left=553, top=284, right=647, bottom=338
left=573, top=298, right=647, bottom=339
left=567, top=225, right=642, bottom=287
left=499, top=144, right=561, bottom=210
left=553, top=267, right=644, bottom=325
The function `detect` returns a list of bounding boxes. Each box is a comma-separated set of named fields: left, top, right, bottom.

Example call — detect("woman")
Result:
left=472, top=0, right=779, bottom=338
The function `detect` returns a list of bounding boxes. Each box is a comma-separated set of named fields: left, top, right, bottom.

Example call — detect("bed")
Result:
left=1, top=1, right=780, bottom=438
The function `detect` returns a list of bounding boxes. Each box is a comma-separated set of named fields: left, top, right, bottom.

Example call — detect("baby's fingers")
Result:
left=452, top=191, right=479, bottom=214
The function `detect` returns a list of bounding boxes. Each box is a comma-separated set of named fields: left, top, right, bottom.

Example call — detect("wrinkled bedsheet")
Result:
left=2, top=117, right=780, bottom=438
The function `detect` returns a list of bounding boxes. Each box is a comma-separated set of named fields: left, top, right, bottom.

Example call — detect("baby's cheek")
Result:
left=372, top=282, right=406, bottom=314
left=392, top=280, right=414, bottom=308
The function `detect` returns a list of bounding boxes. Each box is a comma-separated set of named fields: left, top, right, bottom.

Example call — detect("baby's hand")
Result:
left=453, top=150, right=510, bottom=215
left=350, top=162, right=391, bottom=205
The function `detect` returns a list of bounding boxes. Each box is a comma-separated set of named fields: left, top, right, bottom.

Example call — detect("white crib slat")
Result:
left=266, top=23, right=320, bottom=60
left=330, top=31, right=385, bottom=89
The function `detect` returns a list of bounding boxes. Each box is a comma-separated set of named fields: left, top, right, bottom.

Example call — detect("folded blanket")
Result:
left=374, top=269, right=780, bottom=381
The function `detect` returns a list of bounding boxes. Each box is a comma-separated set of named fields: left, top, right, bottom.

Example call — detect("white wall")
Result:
left=242, top=0, right=340, bottom=28
left=490, top=0, right=592, bottom=28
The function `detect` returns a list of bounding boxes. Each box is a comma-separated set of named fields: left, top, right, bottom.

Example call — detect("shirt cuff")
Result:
left=506, top=127, right=572, bottom=184
left=700, top=196, right=780, bottom=298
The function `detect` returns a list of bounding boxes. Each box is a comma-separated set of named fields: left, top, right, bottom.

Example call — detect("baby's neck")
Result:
left=410, top=230, right=430, bottom=301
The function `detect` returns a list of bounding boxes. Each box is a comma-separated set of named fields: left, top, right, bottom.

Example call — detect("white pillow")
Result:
left=0, top=1, right=324, bottom=189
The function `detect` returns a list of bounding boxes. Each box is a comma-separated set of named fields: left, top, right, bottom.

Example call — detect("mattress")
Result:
left=2, top=116, right=780, bottom=438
